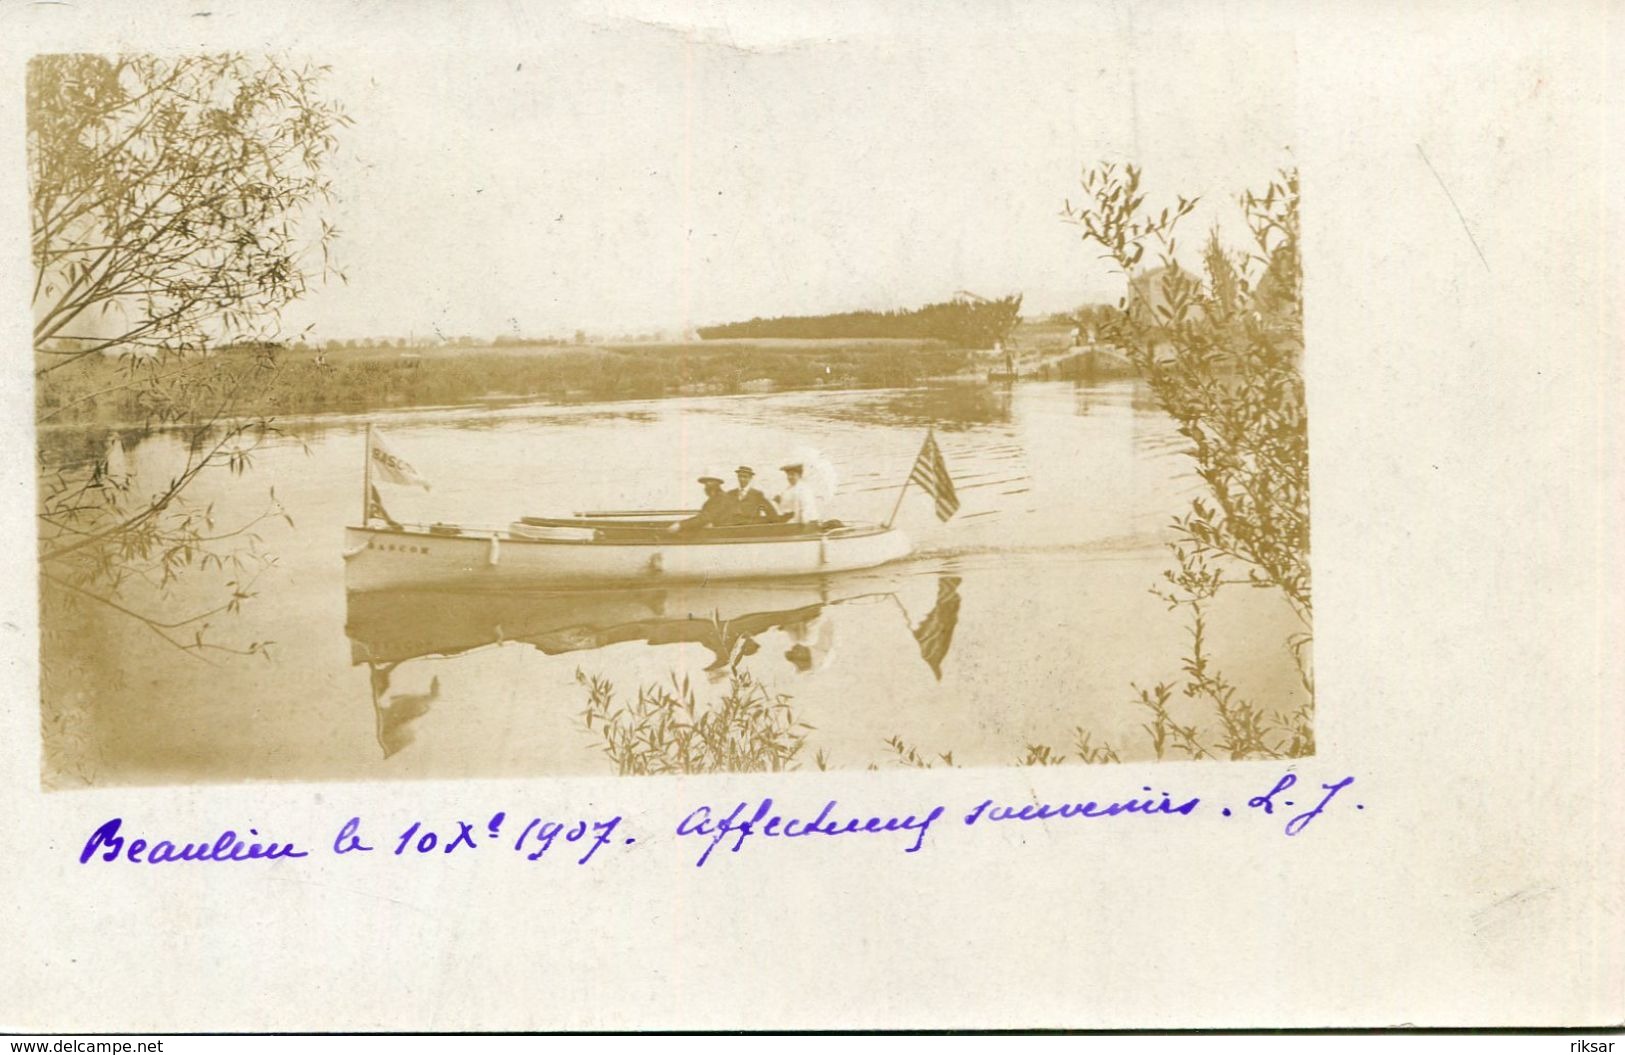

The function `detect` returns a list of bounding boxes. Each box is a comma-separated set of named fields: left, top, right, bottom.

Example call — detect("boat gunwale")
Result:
left=345, top=521, right=901, bottom=548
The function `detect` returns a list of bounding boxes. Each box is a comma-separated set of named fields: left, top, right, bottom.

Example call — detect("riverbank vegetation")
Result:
left=37, top=338, right=977, bottom=426
left=1063, top=162, right=1312, bottom=761
left=578, top=667, right=813, bottom=776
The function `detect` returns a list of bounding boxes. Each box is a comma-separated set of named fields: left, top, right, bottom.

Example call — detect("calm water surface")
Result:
left=41, top=381, right=1307, bottom=786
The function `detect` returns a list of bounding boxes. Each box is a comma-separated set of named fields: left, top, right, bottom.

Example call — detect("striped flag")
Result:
left=367, top=485, right=401, bottom=529
left=369, top=664, right=438, bottom=759
left=912, top=575, right=963, bottom=680
left=369, top=428, right=431, bottom=491
left=907, top=429, right=960, bottom=521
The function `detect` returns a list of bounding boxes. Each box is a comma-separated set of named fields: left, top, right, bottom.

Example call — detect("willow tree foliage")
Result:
left=31, top=54, right=347, bottom=367
left=1066, top=163, right=1312, bottom=760
left=31, top=54, right=349, bottom=657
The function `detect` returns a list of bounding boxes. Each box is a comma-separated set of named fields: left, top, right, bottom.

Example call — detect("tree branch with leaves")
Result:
left=31, top=54, right=348, bottom=369
left=1065, top=162, right=1312, bottom=760
left=30, top=53, right=348, bottom=662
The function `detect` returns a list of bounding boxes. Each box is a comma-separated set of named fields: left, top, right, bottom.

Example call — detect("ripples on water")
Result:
left=39, top=380, right=1305, bottom=786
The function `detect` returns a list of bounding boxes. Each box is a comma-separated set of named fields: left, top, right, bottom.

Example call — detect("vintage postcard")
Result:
left=1, top=0, right=1619, bottom=1035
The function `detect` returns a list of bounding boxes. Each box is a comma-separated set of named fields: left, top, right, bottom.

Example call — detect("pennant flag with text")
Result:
left=369, top=428, right=431, bottom=491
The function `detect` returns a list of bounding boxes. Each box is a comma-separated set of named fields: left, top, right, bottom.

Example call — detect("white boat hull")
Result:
left=342, top=522, right=912, bottom=592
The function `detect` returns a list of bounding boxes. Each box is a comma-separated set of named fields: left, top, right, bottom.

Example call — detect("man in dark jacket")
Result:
left=728, top=466, right=778, bottom=524
left=668, top=471, right=733, bottom=533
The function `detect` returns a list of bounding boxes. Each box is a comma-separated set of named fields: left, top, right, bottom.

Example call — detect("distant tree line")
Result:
left=205, top=334, right=581, bottom=354
left=1043, top=303, right=1125, bottom=336
left=698, top=293, right=1023, bottom=348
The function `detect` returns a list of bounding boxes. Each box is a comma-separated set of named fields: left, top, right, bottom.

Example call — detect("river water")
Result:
left=39, top=380, right=1308, bottom=786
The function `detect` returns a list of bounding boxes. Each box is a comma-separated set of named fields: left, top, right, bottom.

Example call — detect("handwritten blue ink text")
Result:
left=677, top=798, right=945, bottom=867
left=963, top=786, right=1201, bottom=826
left=79, top=817, right=309, bottom=864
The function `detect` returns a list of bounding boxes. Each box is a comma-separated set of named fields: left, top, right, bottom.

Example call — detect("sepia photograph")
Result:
left=27, top=23, right=1310, bottom=788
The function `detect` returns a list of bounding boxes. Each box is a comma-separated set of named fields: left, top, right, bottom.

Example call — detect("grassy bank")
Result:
left=37, top=338, right=977, bottom=426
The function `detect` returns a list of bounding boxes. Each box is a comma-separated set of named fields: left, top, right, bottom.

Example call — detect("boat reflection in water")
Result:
left=346, top=574, right=966, bottom=758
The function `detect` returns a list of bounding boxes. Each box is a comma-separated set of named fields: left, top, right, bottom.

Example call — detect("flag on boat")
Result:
left=907, top=429, right=959, bottom=521
left=367, top=485, right=401, bottom=529
left=369, top=428, right=431, bottom=490
left=911, top=575, right=963, bottom=680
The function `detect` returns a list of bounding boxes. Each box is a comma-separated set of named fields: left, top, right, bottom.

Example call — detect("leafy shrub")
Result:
left=577, top=667, right=811, bottom=775
left=1065, top=162, right=1312, bottom=760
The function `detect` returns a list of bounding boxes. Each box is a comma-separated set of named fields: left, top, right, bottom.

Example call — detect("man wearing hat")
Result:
left=667, top=469, right=734, bottom=533
left=727, top=465, right=778, bottom=525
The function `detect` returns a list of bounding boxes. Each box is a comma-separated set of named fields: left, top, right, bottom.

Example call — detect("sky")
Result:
left=276, top=3, right=1298, bottom=341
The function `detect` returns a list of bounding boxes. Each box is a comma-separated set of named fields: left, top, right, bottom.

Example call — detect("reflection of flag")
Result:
left=367, top=485, right=401, bottom=528
left=369, top=428, right=431, bottom=490
left=370, top=664, right=439, bottom=759
left=908, top=429, right=959, bottom=521
left=912, top=575, right=963, bottom=680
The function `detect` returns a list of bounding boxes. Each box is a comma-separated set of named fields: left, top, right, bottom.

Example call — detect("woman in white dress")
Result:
left=775, top=461, right=821, bottom=525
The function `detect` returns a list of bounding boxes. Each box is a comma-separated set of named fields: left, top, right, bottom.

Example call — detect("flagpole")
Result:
left=362, top=423, right=373, bottom=525
left=883, top=429, right=931, bottom=529
left=885, top=592, right=915, bottom=629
